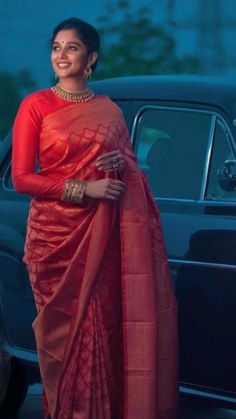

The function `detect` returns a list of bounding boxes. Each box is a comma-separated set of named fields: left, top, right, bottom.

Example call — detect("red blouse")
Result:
left=12, top=89, right=81, bottom=200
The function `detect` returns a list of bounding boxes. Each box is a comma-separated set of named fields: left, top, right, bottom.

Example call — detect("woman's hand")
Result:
left=85, top=178, right=126, bottom=200
left=95, top=150, right=125, bottom=173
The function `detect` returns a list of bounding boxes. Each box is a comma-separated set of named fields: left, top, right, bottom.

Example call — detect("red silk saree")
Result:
left=12, top=91, right=178, bottom=419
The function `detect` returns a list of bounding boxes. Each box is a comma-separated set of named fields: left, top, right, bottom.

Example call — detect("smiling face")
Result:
left=51, top=29, right=97, bottom=86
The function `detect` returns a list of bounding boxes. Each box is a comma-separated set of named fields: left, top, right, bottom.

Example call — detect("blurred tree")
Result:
left=0, top=70, right=36, bottom=140
left=94, top=0, right=201, bottom=79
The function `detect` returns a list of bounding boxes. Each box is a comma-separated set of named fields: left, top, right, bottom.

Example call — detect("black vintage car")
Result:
left=1, top=75, right=236, bottom=412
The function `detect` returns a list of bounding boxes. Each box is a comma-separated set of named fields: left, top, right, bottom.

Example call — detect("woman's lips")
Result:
left=57, top=62, right=71, bottom=68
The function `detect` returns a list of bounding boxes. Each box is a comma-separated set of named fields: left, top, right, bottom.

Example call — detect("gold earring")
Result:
left=84, top=67, right=92, bottom=80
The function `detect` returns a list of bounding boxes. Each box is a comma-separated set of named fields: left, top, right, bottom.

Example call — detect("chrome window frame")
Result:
left=130, top=105, right=236, bottom=204
left=2, top=159, right=14, bottom=192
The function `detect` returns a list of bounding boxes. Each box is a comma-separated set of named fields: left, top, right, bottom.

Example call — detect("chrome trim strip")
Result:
left=156, top=196, right=236, bottom=206
left=199, top=115, right=216, bottom=200
left=203, top=199, right=236, bottom=206
left=1, top=160, right=14, bottom=192
left=179, top=385, right=236, bottom=404
left=2, top=341, right=38, bottom=362
left=168, top=258, right=236, bottom=271
left=155, top=197, right=195, bottom=203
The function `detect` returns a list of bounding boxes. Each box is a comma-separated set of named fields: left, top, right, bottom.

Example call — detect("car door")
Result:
left=0, top=144, right=36, bottom=352
left=131, top=102, right=236, bottom=398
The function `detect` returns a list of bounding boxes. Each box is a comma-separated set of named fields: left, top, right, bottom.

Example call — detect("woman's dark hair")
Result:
left=51, top=17, right=100, bottom=71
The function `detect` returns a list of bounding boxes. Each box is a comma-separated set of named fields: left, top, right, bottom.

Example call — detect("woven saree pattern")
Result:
left=12, top=91, right=178, bottom=419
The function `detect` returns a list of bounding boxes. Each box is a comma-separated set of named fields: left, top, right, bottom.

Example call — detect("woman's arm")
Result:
left=12, top=98, right=126, bottom=202
left=12, top=98, right=65, bottom=200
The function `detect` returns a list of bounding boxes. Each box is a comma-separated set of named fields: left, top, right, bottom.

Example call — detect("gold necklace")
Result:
left=51, top=83, right=95, bottom=102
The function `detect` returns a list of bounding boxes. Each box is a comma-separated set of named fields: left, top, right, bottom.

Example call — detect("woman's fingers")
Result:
left=85, top=178, right=126, bottom=200
left=104, top=180, right=126, bottom=196
left=105, top=194, right=120, bottom=200
left=96, top=150, right=125, bottom=172
left=96, top=150, right=121, bottom=162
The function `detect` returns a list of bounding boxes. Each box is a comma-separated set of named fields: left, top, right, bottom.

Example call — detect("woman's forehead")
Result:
left=53, top=29, right=82, bottom=43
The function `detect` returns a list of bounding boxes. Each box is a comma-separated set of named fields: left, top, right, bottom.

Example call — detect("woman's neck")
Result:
left=58, top=78, right=87, bottom=92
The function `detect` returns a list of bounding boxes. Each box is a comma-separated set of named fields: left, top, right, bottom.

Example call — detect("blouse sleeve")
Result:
left=12, top=97, right=65, bottom=200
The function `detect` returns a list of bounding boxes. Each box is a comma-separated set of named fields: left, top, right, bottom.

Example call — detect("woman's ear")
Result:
left=88, top=51, right=98, bottom=67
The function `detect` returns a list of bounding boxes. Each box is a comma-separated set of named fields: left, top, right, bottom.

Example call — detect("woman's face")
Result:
left=51, top=29, right=95, bottom=81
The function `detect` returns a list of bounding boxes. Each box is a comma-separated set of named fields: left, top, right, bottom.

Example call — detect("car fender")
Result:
left=0, top=224, right=24, bottom=257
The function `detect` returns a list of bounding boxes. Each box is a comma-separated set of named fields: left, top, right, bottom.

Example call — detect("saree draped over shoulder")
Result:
left=14, top=94, right=178, bottom=419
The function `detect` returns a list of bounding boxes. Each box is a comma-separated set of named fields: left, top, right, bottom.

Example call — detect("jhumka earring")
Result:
left=54, top=73, right=58, bottom=80
left=84, top=67, right=92, bottom=80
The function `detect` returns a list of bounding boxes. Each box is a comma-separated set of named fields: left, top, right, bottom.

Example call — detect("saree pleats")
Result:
left=59, top=215, right=123, bottom=419
left=23, top=97, right=178, bottom=418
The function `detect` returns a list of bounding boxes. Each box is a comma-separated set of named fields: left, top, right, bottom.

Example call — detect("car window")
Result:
left=205, top=118, right=236, bottom=201
left=133, top=107, right=212, bottom=199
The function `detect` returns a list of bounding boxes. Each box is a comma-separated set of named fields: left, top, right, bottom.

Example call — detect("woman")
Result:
left=12, top=17, right=178, bottom=419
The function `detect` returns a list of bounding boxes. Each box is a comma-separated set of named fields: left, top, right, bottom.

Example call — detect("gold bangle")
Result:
left=61, top=180, right=87, bottom=204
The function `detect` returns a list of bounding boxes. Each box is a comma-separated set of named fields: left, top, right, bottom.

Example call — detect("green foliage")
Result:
left=94, top=0, right=201, bottom=79
left=0, top=70, right=36, bottom=139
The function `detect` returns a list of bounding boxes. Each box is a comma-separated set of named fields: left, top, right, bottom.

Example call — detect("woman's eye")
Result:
left=51, top=45, right=78, bottom=52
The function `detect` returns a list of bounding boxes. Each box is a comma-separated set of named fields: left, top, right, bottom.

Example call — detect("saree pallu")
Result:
left=24, top=96, right=178, bottom=419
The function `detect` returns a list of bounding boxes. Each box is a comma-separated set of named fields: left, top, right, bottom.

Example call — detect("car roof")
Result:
left=91, top=75, right=236, bottom=119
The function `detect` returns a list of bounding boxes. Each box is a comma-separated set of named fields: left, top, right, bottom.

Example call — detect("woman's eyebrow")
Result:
left=53, top=41, right=81, bottom=45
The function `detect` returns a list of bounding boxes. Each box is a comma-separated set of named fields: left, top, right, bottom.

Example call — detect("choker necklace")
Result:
left=51, top=83, right=95, bottom=102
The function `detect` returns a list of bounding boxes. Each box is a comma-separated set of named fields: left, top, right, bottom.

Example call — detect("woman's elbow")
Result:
left=12, top=174, right=29, bottom=194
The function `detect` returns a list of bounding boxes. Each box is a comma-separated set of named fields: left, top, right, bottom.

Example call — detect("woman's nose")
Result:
left=59, top=48, right=67, bottom=58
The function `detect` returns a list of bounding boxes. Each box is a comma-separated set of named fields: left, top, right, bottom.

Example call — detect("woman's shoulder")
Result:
left=94, top=95, right=123, bottom=114
left=20, top=88, right=54, bottom=109
left=18, top=88, right=61, bottom=122
left=95, top=94, right=118, bottom=106
left=14, top=89, right=53, bottom=128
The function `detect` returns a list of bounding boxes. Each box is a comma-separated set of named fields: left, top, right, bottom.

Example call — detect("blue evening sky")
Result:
left=0, top=0, right=199, bottom=88
left=1, top=0, right=236, bottom=88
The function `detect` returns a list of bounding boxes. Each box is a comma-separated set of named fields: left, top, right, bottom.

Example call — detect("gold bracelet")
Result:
left=61, top=180, right=87, bottom=204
